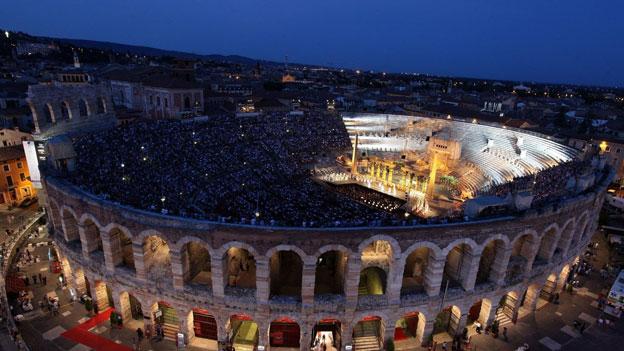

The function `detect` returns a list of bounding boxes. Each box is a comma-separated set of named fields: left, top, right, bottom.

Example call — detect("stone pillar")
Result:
left=257, top=321, right=269, bottom=351
left=421, top=318, right=435, bottom=347
left=256, top=257, right=270, bottom=304
left=460, top=251, right=480, bottom=292
left=170, top=250, right=185, bottom=291
left=424, top=252, right=444, bottom=297
left=383, top=317, right=397, bottom=347
left=478, top=298, right=494, bottom=325
left=133, top=242, right=148, bottom=283
left=455, top=313, right=469, bottom=336
left=216, top=314, right=228, bottom=345
left=524, top=286, right=540, bottom=312
left=344, top=257, right=362, bottom=309
left=78, top=224, right=91, bottom=258
left=101, top=229, right=117, bottom=274
left=211, top=255, right=225, bottom=299
left=490, top=246, right=512, bottom=286
left=114, top=293, right=132, bottom=323
left=299, top=321, right=313, bottom=351
left=387, top=258, right=403, bottom=305
left=302, top=258, right=316, bottom=307
left=341, top=321, right=353, bottom=351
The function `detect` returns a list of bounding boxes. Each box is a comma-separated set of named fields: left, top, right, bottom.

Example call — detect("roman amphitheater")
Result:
left=43, top=113, right=612, bottom=351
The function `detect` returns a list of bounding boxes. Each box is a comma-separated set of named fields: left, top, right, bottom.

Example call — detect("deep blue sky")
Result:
left=3, top=0, right=623, bottom=87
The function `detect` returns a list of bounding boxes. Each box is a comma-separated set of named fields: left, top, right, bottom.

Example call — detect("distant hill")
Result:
left=53, top=37, right=265, bottom=65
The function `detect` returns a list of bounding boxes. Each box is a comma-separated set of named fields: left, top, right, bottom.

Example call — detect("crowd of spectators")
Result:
left=71, top=113, right=399, bottom=227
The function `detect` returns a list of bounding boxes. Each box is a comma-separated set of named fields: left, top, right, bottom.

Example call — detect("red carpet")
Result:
left=61, top=308, right=133, bottom=351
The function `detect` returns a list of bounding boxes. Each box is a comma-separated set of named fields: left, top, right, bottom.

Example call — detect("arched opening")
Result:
left=190, top=308, right=218, bottom=342
left=557, top=223, right=574, bottom=257
left=60, top=101, right=72, bottom=120
left=269, top=250, right=303, bottom=300
left=181, top=242, right=211, bottom=292
left=580, top=218, right=593, bottom=244
left=109, top=227, right=135, bottom=272
left=401, top=247, right=430, bottom=296
left=353, top=316, right=383, bottom=351
left=228, top=314, right=258, bottom=351
left=311, top=319, right=341, bottom=351
left=476, top=240, right=504, bottom=285
left=314, top=250, right=347, bottom=297
left=44, top=103, right=54, bottom=124
left=358, top=267, right=387, bottom=296
left=537, top=274, right=558, bottom=309
left=152, top=301, right=179, bottom=340
left=571, top=217, right=588, bottom=250
left=433, top=306, right=461, bottom=343
left=74, top=268, right=88, bottom=295
left=442, top=243, right=473, bottom=290
left=48, top=202, right=61, bottom=235
left=394, top=312, right=425, bottom=348
left=534, top=227, right=558, bottom=267
left=78, top=99, right=89, bottom=117
left=83, top=219, right=103, bottom=262
left=361, top=240, right=393, bottom=268
left=496, top=291, right=518, bottom=325
left=505, top=234, right=536, bottom=284
left=270, top=317, right=300, bottom=349
left=119, top=292, right=143, bottom=323
left=467, top=299, right=492, bottom=335
left=93, top=281, right=113, bottom=312
left=142, top=235, right=172, bottom=287
left=521, top=284, right=541, bottom=313
left=61, top=209, right=80, bottom=248
left=97, top=97, right=106, bottom=114
left=223, top=247, right=256, bottom=297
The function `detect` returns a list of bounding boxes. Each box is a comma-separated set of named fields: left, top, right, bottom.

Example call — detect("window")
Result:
left=19, top=173, right=26, bottom=181
left=164, top=98, right=168, bottom=108
left=157, top=97, right=161, bottom=106
left=6, top=176, right=13, bottom=187
left=3, top=164, right=9, bottom=172
left=150, top=95, right=154, bottom=105
left=17, top=162, right=22, bottom=169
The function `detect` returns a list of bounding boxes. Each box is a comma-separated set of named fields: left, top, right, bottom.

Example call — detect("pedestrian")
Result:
left=38, top=273, right=42, bottom=284
left=579, top=322, right=587, bottom=334
left=23, top=277, right=29, bottom=286
left=136, top=327, right=144, bottom=341
left=31, top=275, right=37, bottom=284
left=41, top=275, right=47, bottom=285
left=503, top=326, right=508, bottom=341
left=441, top=341, right=447, bottom=351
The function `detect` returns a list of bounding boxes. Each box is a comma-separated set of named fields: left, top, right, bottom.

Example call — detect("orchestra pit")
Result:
left=43, top=112, right=612, bottom=351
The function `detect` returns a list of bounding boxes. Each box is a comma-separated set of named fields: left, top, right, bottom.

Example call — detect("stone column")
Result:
left=133, top=242, right=148, bottom=283
left=341, top=321, right=353, bottom=351
left=257, top=321, right=269, bottom=351
left=114, top=293, right=132, bottom=323
left=460, top=251, right=480, bottom=292
left=256, top=257, right=270, bottom=304
left=421, top=318, right=435, bottom=347
left=170, top=250, right=185, bottom=291
left=455, top=313, right=469, bottom=336
left=78, top=224, right=91, bottom=259
left=216, top=314, right=228, bottom=345
left=490, top=247, right=512, bottom=286
left=344, top=257, right=362, bottom=309
left=388, top=258, right=403, bottom=305
left=211, top=255, right=225, bottom=299
left=299, top=321, right=313, bottom=351
left=383, top=317, right=397, bottom=347
left=424, top=252, right=444, bottom=297
left=301, top=257, right=316, bottom=307
left=524, top=286, right=540, bottom=312
left=101, top=229, right=117, bottom=274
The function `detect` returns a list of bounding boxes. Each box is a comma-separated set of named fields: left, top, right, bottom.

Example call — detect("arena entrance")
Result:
left=358, top=267, right=386, bottom=296
left=311, top=319, right=341, bottom=351
left=129, top=294, right=143, bottom=320
left=538, top=274, right=557, bottom=309
left=466, top=299, right=491, bottom=336
left=269, top=250, right=303, bottom=300
left=352, top=316, right=383, bottom=351
left=224, top=247, right=256, bottom=295
left=192, top=308, right=218, bottom=340
left=394, top=312, right=425, bottom=348
left=433, top=306, right=461, bottom=343
left=229, top=314, right=258, bottom=351
left=93, top=281, right=113, bottom=311
left=269, top=317, right=300, bottom=350
left=496, top=292, right=518, bottom=325
left=153, top=301, right=179, bottom=341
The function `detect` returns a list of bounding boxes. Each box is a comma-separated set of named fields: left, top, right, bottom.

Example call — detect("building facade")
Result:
left=0, top=145, right=36, bottom=208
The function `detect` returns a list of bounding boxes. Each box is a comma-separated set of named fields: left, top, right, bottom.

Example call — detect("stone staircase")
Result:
left=495, top=308, right=513, bottom=327
left=353, top=322, right=381, bottom=351
left=162, top=322, right=179, bottom=341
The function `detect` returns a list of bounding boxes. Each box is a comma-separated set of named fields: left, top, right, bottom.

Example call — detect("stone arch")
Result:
left=61, top=206, right=80, bottom=244
left=432, top=305, right=462, bottom=337
left=476, top=234, right=510, bottom=255
left=269, top=248, right=304, bottom=299
left=80, top=216, right=104, bottom=260
left=315, top=249, right=349, bottom=296
left=400, top=243, right=440, bottom=296
left=394, top=311, right=426, bottom=347
left=269, top=316, right=301, bottom=349
left=222, top=242, right=257, bottom=293
left=106, top=224, right=135, bottom=272
left=475, top=238, right=507, bottom=286
left=138, top=231, right=173, bottom=286
left=505, top=230, right=538, bottom=283
left=352, top=315, right=385, bottom=350
left=60, top=100, right=72, bottom=120
left=173, top=236, right=214, bottom=256
left=534, top=223, right=560, bottom=266
left=178, top=238, right=212, bottom=291
left=78, top=98, right=90, bottom=117
left=441, top=239, right=478, bottom=290
left=228, top=314, right=259, bottom=350
left=557, top=219, right=575, bottom=255
left=496, top=291, right=519, bottom=323
left=358, top=235, right=401, bottom=258
left=315, top=244, right=353, bottom=257
left=571, top=211, right=589, bottom=249
left=43, top=103, right=55, bottom=123
left=118, top=291, right=145, bottom=323
left=358, top=266, right=387, bottom=296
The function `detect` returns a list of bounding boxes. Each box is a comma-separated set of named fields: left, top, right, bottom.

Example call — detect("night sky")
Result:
left=3, top=0, right=623, bottom=87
